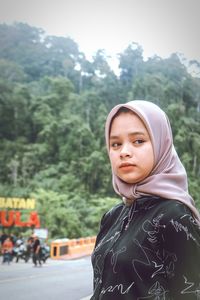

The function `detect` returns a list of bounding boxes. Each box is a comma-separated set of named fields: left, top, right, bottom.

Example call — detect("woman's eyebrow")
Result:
left=109, top=135, right=119, bottom=140
left=128, top=131, right=146, bottom=137
left=110, top=131, right=146, bottom=140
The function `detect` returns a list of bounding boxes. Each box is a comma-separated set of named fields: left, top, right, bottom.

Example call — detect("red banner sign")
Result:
left=0, top=210, right=40, bottom=228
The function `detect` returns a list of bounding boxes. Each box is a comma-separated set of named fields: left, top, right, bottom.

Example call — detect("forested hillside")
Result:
left=0, top=22, right=200, bottom=238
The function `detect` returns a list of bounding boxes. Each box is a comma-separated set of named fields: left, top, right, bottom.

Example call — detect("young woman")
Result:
left=91, top=100, right=200, bottom=300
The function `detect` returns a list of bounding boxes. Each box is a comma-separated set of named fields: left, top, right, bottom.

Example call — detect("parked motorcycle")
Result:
left=13, top=238, right=50, bottom=263
left=40, top=244, right=50, bottom=263
left=13, top=240, right=32, bottom=263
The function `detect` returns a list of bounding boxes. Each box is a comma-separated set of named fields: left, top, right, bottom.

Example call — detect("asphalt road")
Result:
left=0, top=255, right=93, bottom=300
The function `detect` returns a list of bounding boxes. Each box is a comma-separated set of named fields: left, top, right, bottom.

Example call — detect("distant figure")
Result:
left=2, top=236, right=13, bottom=264
left=25, top=235, right=34, bottom=262
left=32, top=234, right=42, bottom=266
left=0, top=232, right=8, bottom=245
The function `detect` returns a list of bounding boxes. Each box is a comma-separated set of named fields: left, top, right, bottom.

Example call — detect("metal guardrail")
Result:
left=50, top=236, right=96, bottom=259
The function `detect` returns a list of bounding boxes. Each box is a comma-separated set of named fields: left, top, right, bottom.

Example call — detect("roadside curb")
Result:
left=56, top=252, right=91, bottom=261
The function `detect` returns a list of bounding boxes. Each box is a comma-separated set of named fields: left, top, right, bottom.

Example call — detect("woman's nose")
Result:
left=120, top=143, right=132, bottom=158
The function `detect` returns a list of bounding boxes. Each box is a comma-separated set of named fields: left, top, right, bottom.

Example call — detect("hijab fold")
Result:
left=105, top=100, right=200, bottom=221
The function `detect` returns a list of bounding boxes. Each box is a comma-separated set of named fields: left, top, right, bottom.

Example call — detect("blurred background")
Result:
left=0, top=0, right=200, bottom=242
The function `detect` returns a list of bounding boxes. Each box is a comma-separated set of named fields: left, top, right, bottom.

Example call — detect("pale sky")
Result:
left=0, top=0, right=200, bottom=68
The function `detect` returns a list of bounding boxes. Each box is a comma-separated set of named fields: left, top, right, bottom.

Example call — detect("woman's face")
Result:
left=109, top=111, right=154, bottom=184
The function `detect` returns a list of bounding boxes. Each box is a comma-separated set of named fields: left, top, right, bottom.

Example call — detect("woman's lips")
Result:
left=119, top=163, right=136, bottom=171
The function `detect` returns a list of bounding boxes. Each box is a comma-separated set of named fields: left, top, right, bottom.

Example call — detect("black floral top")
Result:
left=91, top=197, right=200, bottom=299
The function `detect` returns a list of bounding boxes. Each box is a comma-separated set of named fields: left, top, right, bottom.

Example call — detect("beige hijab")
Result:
left=105, top=100, right=200, bottom=221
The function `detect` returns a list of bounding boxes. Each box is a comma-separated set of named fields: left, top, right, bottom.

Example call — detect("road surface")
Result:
left=0, top=255, right=93, bottom=300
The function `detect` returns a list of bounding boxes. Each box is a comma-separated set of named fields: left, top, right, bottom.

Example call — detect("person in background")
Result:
left=0, top=231, right=8, bottom=246
left=25, top=235, right=34, bottom=262
left=91, top=100, right=200, bottom=299
left=1, top=236, right=14, bottom=264
left=32, top=234, right=42, bottom=267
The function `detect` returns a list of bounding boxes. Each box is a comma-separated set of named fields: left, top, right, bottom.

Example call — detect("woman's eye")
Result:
left=134, top=139, right=144, bottom=144
left=111, top=142, right=121, bottom=148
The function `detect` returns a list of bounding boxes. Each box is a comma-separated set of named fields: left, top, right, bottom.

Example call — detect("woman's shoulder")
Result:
left=150, top=197, right=194, bottom=219
left=141, top=197, right=199, bottom=231
left=100, top=202, right=124, bottom=227
left=94, top=203, right=124, bottom=244
left=154, top=198, right=200, bottom=234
